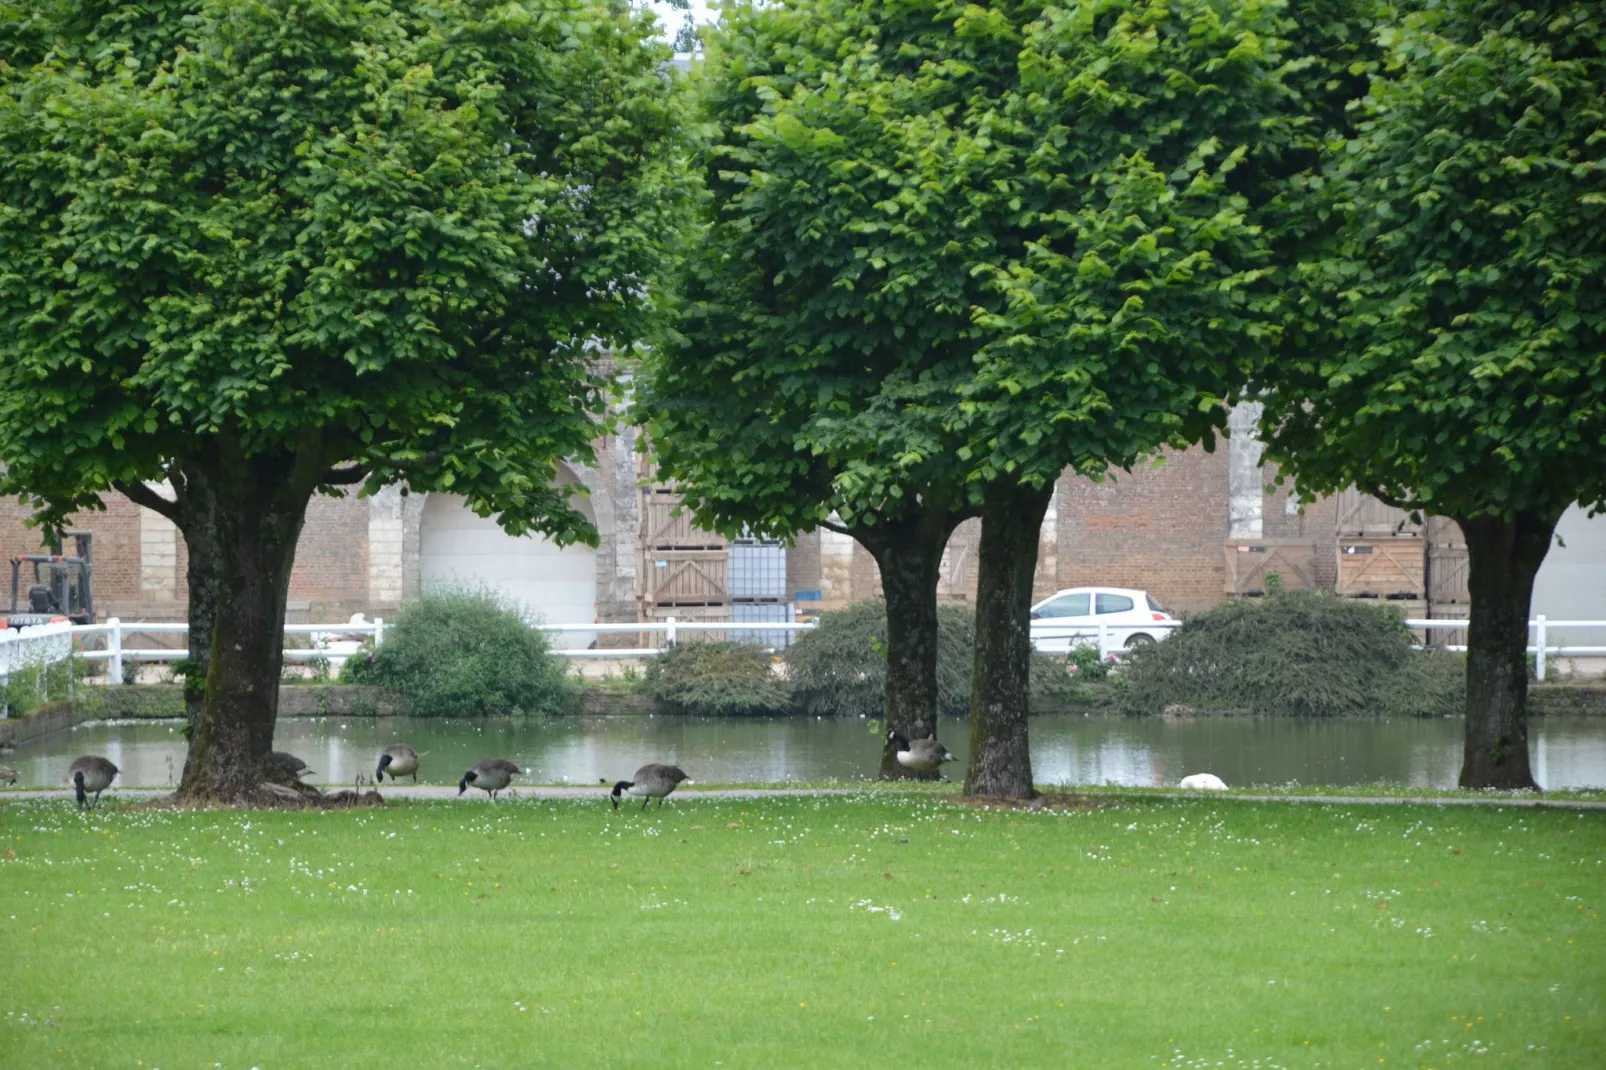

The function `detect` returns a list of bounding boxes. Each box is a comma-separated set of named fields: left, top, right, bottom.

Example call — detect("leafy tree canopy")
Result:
left=0, top=0, right=690, bottom=539
left=1259, top=0, right=1605, bottom=523
left=643, top=0, right=1291, bottom=539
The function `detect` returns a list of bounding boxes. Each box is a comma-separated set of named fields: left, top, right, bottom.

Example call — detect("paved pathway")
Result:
left=4, top=785, right=1604, bottom=810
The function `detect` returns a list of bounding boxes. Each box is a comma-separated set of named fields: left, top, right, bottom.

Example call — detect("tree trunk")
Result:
left=175, top=449, right=319, bottom=803
left=1457, top=510, right=1557, bottom=790
left=855, top=504, right=972, bottom=780
left=178, top=465, right=221, bottom=752
left=965, top=478, right=1053, bottom=799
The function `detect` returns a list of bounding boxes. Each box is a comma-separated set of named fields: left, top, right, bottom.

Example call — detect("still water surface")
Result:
left=8, top=714, right=1606, bottom=791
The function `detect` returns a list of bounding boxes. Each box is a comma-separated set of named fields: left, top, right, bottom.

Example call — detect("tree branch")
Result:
left=365, top=451, right=444, bottom=475
left=324, top=464, right=369, bottom=486
left=817, top=517, right=852, bottom=537
left=1368, top=485, right=1425, bottom=513
left=114, top=479, right=182, bottom=522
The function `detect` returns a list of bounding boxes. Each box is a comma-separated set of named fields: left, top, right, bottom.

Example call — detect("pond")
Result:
left=7, top=713, right=1606, bottom=791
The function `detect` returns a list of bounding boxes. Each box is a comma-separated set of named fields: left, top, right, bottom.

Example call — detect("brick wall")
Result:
left=1056, top=446, right=1231, bottom=615
left=0, top=494, right=149, bottom=615
left=287, top=493, right=370, bottom=619
left=1261, top=463, right=1340, bottom=589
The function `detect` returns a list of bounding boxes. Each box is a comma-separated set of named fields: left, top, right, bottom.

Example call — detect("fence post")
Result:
left=667, top=615, right=677, bottom=647
left=109, top=617, right=124, bottom=685
left=1535, top=615, right=1547, bottom=682
left=374, top=617, right=384, bottom=647
left=1097, top=621, right=1107, bottom=660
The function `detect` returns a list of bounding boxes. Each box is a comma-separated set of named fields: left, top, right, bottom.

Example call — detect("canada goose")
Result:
left=459, top=758, right=520, bottom=800
left=1179, top=773, right=1228, bottom=791
left=65, top=755, right=119, bottom=809
left=0, top=741, right=15, bottom=755
left=375, top=744, right=421, bottom=784
left=609, top=764, right=690, bottom=810
left=270, top=751, right=313, bottom=780
left=0, top=763, right=18, bottom=785
left=887, top=730, right=954, bottom=772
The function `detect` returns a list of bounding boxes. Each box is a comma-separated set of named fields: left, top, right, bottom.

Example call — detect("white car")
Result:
left=1029, top=586, right=1176, bottom=654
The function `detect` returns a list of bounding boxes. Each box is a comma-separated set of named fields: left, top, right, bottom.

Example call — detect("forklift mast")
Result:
left=3, top=531, right=95, bottom=629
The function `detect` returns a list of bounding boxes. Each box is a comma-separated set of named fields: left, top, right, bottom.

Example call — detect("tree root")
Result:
left=957, top=790, right=1112, bottom=812
left=143, top=778, right=386, bottom=811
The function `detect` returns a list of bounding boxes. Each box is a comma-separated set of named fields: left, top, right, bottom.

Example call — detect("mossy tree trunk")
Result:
left=179, top=465, right=221, bottom=746
left=1457, top=510, right=1557, bottom=790
left=854, top=502, right=972, bottom=780
left=173, top=445, right=322, bottom=803
left=965, top=478, right=1052, bottom=800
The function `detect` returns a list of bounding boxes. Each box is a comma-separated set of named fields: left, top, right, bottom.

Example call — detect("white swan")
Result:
left=1179, top=773, right=1228, bottom=791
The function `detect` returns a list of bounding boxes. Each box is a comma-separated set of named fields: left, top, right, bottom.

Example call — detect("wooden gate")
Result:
left=1335, top=537, right=1425, bottom=598
left=637, top=456, right=729, bottom=623
left=1224, top=539, right=1320, bottom=595
left=1334, top=488, right=1421, bottom=537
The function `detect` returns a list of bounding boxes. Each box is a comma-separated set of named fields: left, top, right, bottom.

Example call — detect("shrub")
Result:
left=339, top=589, right=578, bottom=717
left=1116, top=589, right=1464, bottom=718
left=1028, top=652, right=1094, bottom=707
left=638, top=641, right=791, bottom=716
left=0, top=656, right=72, bottom=718
left=786, top=600, right=975, bottom=718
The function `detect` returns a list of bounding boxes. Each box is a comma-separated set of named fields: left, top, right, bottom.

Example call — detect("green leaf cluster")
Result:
left=0, top=0, right=692, bottom=538
left=1259, top=0, right=1606, bottom=522
left=640, top=0, right=1291, bottom=532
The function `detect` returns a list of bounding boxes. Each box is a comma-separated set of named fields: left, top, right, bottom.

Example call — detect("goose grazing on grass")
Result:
left=0, top=763, right=18, bottom=785
left=270, top=751, right=313, bottom=780
left=609, top=764, right=690, bottom=810
left=65, top=755, right=119, bottom=809
left=1179, top=773, right=1228, bottom=791
left=375, top=744, right=421, bottom=784
left=459, top=758, right=520, bottom=800
left=887, top=730, right=954, bottom=773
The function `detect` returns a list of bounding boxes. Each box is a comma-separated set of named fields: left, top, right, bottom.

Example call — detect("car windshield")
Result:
left=1146, top=594, right=1169, bottom=615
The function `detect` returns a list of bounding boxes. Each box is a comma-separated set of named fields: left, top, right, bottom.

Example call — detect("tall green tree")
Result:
left=638, top=2, right=988, bottom=776
left=1257, top=0, right=1606, bottom=789
left=0, top=0, right=689, bottom=802
left=641, top=0, right=1290, bottom=795
left=942, top=0, right=1288, bottom=797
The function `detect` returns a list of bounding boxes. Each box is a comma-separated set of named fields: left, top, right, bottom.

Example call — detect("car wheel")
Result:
left=1125, top=633, right=1156, bottom=648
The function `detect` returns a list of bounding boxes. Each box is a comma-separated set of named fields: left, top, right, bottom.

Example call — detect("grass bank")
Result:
left=1, top=795, right=1601, bottom=1067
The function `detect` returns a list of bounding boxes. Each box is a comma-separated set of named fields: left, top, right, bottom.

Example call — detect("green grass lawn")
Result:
left=1, top=793, right=1601, bottom=1068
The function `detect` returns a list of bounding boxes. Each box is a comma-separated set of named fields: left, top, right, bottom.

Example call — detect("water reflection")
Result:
left=6, top=714, right=1606, bottom=791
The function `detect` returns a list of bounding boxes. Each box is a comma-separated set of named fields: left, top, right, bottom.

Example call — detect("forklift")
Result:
left=3, top=532, right=95, bottom=629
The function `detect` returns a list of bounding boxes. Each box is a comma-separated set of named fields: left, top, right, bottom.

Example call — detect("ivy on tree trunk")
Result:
left=1457, top=511, right=1557, bottom=791
left=965, top=479, right=1053, bottom=800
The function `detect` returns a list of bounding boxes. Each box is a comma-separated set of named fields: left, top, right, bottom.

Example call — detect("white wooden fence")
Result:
left=4, top=614, right=1604, bottom=690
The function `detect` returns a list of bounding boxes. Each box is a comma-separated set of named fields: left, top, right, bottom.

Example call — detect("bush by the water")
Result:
left=638, top=641, right=792, bottom=716
left=339, top=589, right=578, bottom=716
left=1115, top=590, right=1464, bottom=718
left=1029, top=643, right=1121, bottom=707
left=786, top=600, right=975, bottom=718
